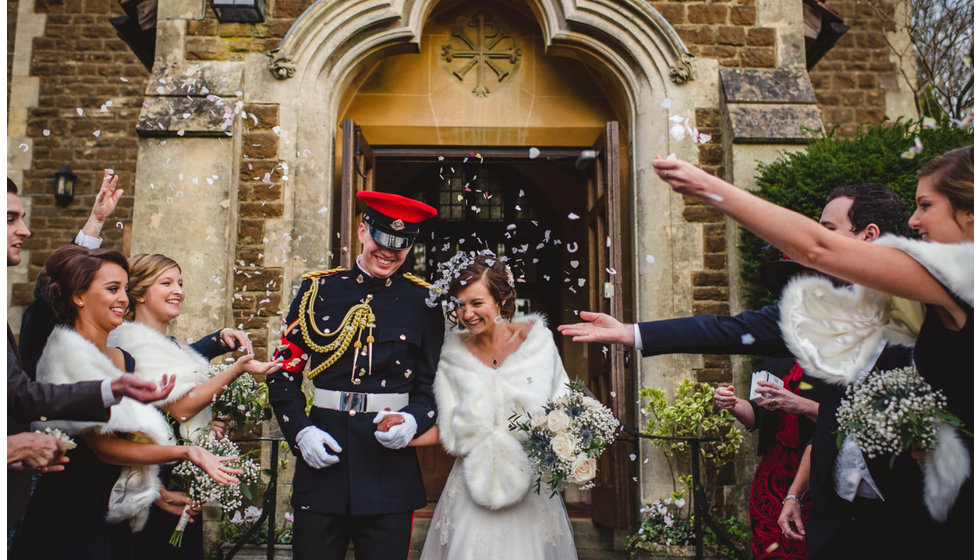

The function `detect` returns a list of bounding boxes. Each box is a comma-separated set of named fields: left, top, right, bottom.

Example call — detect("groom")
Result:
left=268, top=191, right=444, bottom=560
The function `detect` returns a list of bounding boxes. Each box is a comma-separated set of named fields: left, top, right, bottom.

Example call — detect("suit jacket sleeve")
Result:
left=7, top=334, right=109, bottom=425
left=267, top=280, right=316, bottom=452
left=190, top=330, right=228, bottom=360
left=637, top=305, right=792, bottom=358
left=399, top=302, right=444, bottom=436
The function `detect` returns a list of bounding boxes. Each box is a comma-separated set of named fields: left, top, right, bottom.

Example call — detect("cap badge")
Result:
left=390, top=219, right=405, bottom=231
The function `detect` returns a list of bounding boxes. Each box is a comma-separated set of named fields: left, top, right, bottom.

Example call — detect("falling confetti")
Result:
left=42, top=129, right=50, bottom=136
left=741, top=333, right=755, bottom=345
left=18, top=144, right=28, bottom=152
left=629, top=453, right=637, bottom=461
left=120, top=76, right=129, bottom=82
left=116, top=222, right=124, bottom=229
left=570, top=260, right=580, bottom=268
left=708, top=194, right=724, bottom=202
left=528, top=147, right=541, bottom=159
left=661, top=97, right=672, bottom=109
left=765, top=543, right=779, bottom=554
left=566, top=242, right=579, bottom=253
left=799, top=381, right=814, bottom=391
left=567, top=212, right=580, bottom=220
left=317, top=207, right=328, bottom=216
left=900, top=136, right=923, bottom=159
left=75, top=108, right=83, bottom=116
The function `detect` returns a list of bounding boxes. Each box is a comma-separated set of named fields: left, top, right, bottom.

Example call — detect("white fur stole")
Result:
left=107, top=321, right=213, bottom=441
left=434, top=313, right=570, bottom=510
left=35, top=327, right=175, bottom=531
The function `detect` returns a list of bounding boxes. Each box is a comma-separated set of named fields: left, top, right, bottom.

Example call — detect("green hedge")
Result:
left=739, top=119, right=973, bottom=309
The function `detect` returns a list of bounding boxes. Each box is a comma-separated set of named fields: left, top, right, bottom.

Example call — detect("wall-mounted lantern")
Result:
left=54, top=165, right=77, bottom=207
left=209, top=0, right=265, bottom=23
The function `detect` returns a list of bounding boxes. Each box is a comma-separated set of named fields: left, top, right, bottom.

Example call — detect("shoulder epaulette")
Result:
left=301, top=267, right=347, bottom=281
left=403, top=272, right=432, bottom=289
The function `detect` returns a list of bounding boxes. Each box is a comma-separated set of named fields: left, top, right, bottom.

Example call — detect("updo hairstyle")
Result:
left=126, top=253, right=181, bottom=319
left=918, top=145, right=973, bottom=214
left=44, top=245, right=130, bottom=325
left=445, top=254, right=516, bottom=327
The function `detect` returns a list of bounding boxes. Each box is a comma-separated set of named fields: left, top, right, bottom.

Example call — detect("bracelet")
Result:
left=782, top=494, right=802, bottom=506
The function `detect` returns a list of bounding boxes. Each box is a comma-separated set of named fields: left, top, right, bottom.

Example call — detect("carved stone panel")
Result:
left=439, top=12, right=522, bottom=97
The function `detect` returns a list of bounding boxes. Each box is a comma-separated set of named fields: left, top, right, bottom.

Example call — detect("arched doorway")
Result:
left=330, top=0, right=641, bottom=529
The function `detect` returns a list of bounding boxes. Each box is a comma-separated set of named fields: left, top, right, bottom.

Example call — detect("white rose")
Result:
left=582, top=396, right=602, bottom=409
left=551, top=433, right=577, bottom=460
left=530, top=412, right=548, bottom=429
left=546, top=410, right=571, bottom=433
left=569, top=453, right=598, bottom=485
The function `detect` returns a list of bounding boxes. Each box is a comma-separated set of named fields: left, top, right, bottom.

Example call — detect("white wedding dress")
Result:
left=419, top=314, right=578, bottom=560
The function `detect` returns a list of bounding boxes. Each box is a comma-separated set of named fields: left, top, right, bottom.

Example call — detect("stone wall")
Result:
left=655, top=1, right=778, bottom=68
left=809, top=0, right=909, bottom=136
left=8, top=0, right=147, bottom=314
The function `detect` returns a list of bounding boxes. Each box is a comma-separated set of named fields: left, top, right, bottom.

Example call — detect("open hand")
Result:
left=220, top=328, right=254, bottom=355
left=186, top=446, right=242, bottom=485
left=232, top=354, right=280, bottom=378
left=557, top=311, right=634, bottom=345
left=111, top=373, right=176, bottom=404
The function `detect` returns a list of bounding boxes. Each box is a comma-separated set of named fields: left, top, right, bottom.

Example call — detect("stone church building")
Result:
left=8, top=0, right=915, bottom=551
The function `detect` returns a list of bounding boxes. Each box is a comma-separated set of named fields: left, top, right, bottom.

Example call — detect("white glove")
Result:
left=373, top=411, right=418, bottom=450
left=295, top=426, right=343, bottom=469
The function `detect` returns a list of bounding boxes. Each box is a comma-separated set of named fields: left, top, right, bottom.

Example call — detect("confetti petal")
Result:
left=528, top=147, right=540, bottom=159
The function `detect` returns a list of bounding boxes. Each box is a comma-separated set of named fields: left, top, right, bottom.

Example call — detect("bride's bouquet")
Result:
left=168, top=433, right=263, bottom=547
left=509, top=380, right=620, bottom=496
left=836, top=365, right=963, bottom=467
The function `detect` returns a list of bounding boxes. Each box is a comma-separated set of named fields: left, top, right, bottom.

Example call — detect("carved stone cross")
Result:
left=441, top=13, right=522, bottom=97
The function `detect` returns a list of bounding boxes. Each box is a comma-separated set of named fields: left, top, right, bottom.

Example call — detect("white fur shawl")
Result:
left=434, top=313, right=569, bottom=510
left=107, top=321, right=213, bottom=441
left=778, top=236, right=974, bottom=522
left=35, top=327, right=176, bottom=531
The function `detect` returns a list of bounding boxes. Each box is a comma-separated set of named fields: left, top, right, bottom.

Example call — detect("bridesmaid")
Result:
left=109, top=253, right=279, bottom=560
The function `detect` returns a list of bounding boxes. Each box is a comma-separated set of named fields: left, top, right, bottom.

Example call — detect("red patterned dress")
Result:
left=748, top=364, right=813, bottom=559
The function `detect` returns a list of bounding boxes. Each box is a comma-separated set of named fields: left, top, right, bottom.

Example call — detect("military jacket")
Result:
left=267, top=265, right=445, bottom=515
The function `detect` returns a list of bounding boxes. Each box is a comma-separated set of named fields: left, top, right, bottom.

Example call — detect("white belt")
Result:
left=312, top=388, right=409, bottom=414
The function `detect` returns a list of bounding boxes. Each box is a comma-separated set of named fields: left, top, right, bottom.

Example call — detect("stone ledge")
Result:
left=720, top=68, right=816, bottom=104
left=725, top=104, right=822, bottom=144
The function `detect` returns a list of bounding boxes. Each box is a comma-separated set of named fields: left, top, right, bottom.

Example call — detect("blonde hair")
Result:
left=126, top=253, right=181, bottom=320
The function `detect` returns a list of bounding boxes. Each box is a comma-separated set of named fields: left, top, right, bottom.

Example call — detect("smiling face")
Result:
left=135, top=265, right=184, bottom=323
left=454, top=278, right=503, bottom=336
left=7, top=192, right=31, bottom=266
left=356, top=221, right=411, bottom=278
left=74, top=262, right=129, bottom=332
left=909, top=173, right=974, bottom=243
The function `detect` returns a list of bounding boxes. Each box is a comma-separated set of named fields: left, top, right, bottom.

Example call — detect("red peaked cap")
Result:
left=357, top=191, right=437, bottom=250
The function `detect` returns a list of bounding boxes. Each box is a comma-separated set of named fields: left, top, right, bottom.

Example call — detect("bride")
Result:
left=382, top=251, right=578, bottom=559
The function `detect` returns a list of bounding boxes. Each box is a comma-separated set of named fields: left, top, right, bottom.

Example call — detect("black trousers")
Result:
left=815, top=496, right=931, bottom=560
left=293, top=510, right=414, bottom=560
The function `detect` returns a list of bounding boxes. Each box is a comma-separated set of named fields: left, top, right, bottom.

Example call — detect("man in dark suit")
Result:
left=268, top=191, right=444, bottom=560
left=6, top=178, right=174, bottom=532
left=559, top=183, right=934, bottom=559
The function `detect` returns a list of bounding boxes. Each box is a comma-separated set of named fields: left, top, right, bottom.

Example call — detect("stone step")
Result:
left=221, top=517, right=630, bottom=559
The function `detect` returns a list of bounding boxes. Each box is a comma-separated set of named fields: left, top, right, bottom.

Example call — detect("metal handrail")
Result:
left=223, top=436, right=285, bottom=560
left=618, top=426, right=749, bottom=560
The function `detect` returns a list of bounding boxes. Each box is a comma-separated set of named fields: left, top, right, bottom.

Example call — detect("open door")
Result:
left=337, top=119, right=375, bottom=268
left=585, top=121, right=638, bottom=529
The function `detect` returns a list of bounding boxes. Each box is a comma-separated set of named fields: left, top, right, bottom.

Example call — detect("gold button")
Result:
left=404, top=370, right=412, bottom=378
left=349, top=410, right=356, bottom=417
left=399, top=334, right=407, bottom=341
left=358, top=368, right=366, bottom=377
left=352, top=378, right=362, bottom=385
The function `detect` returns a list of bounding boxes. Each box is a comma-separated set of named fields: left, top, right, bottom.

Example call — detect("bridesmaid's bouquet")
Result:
left=836, top=365, right=963, bottom=467
left=168, top=433, right=263, bottom=547
left=208, top=362, right=272, bottom=435
left=509, top=380, right=620, bottom=496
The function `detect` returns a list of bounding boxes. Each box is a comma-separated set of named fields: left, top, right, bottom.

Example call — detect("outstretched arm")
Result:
left=161, top=354, right=278, bottom=423
left=651, top=158, right=961, bottom=318
left=83, top=431, right=241, bottom=484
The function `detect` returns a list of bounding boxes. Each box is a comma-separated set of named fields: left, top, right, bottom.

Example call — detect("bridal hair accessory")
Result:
left=425, top=249, right=515, bottom=308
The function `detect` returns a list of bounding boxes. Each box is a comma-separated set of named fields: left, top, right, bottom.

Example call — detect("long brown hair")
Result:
left=918, top=146, right=973, bottom=214
left=44, top=245, right=130, bottom=325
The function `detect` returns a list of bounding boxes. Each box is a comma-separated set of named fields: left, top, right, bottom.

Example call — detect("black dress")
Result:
left=913, top=298, right=974, bottom=558
left=131, top=331, right=230, bottom=560
left=11, top=350, right=138, bottom=560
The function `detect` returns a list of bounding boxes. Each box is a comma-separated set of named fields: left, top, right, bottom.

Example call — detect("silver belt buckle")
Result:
left=340, top=391, right=367, bottom=413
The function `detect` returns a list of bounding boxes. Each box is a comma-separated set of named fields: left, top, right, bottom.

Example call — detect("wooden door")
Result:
left=337, top=119, right=375, bottom=268
left=585, top=122, right=637, bottom=529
